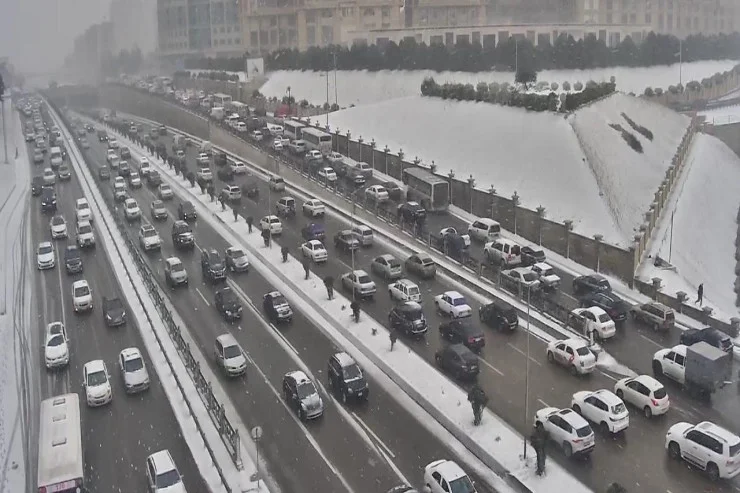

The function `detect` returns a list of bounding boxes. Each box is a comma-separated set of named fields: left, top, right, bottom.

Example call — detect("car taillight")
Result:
left=39, top=488, right=46, bottom=493
left=651, top=399, right=660, bottom=407
left=468, top=337, right=476, bottom=344
left=572, top=438, right=583, bottom=444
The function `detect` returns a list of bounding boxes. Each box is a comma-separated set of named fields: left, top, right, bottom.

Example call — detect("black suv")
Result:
left=32, top=176, right=44, bottom=195
left=580, top=291, right=629, bottom=322
left=439, top=319, right=486, bottom=352
left=64, top=245, right=83, bottom=274
left=435, top=344, right=479, bottom=380
left=102, top=296, right=126, bottom=327
left=178, top=201, right=197, bottom=221
left=479, top=300, right=518, bottom=331
left=520, top=246, right=546, bottom=267
left=201, top=249, right=227, bottom=283
left=327, top=352, right=369, bottom=403
left=147, top=170, right=162, bottom=188
left=98, top=166, right=110, bottom=181
left=263, top=291, right=293, bottom=323
left=381, top=181, right=403, bottom=201
left=679, top=327, right=732, bottom=353
left=388, top=302, right=428, bottom=337
left=120, top=147, right=131, bottom=159
left=397, top=201, right=426, bottom=224
left=572, top=274, right=611, bottom=295
left=214, top=151, right=227, bottom=167
left=214, top=287, right=242, bottom=321
left=41, top=187, right=57, bottom=213
left=171, top=220, right=195, bottom=249
left=118, top=160, right=131, bottom=177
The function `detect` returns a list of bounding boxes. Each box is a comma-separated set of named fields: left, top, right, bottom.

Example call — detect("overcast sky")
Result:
left=0, top=0, right=110, bottom=73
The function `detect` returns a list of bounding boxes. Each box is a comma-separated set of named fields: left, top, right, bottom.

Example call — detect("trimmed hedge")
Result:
left=609, top=123, right=643, bottom=153
left=621, top=113, right=654, bottom=141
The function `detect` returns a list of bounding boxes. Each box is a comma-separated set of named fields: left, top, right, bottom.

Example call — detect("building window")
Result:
left=270, top=16, right=277, bottom=26
left=645, top=13, right=651, bottom=23
left=629, top=13, right=636, bottom=23
left=667, top=13, right=672, bottom=28
left=322, top=9, right=332, bottom=18
left=306, top=11, right=316, bottom=23
left=286, top=15, right=296, bottom=26
left=289, top=29, right=297, bottom=45
left=322, top=25, right=333, bottom=44
left=235, top=37, right=241, bottom=44
left=270, top=30, right=277, bottom=44
left=260, top=30, right=268, bottom=43
left=307, top=25, right=316, bottom=44
left=606, top=0, right=613, bottom=10
left=363, top=8, right=375, bottom=16
left=382, top=6, right=390, bottom=17
left=606, top=13, right=612, bottom=23
left=251, top=31, right=258, bottom=45
left=621, top=13, right=627, bottom=23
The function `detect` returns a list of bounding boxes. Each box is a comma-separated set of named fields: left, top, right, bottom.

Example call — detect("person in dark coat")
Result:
left=530, top=425, right=548, bottom=476
left=323, top=275, right=334, bottom=299
left=467, top=384, right=488, bottom=426
left=302, top=256, right=311, bottom=279
left=261, top=228, right=270, bottom=247
left=350, top=300, right=360, bottom=322
left=246, top=216, right=253, bottom=233
left=695, top=283, right=704, bottom=305
left=281, top=246, right=289, bottom=262
left=232, top=204, right=239, bottom=221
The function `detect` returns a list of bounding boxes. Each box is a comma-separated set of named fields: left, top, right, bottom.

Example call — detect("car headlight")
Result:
left=105, top=314, right=111, bottom=320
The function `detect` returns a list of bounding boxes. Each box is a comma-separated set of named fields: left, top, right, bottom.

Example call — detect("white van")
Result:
left=468, top=218, right=501, bottom=242
left=210, top=106, right=225, bottom=120
left=226, top=114, right=239, bottom=128
left=199, top=141, right=213, bottom=155
left=351, top=225, right=374, bottom=247
left=49, top=147, right=63, bottom=168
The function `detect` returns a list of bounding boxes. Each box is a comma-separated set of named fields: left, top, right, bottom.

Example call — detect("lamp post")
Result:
left=334, top=128, right=340, bottom=153
left=345, top=130, right=351, bottom=156
left=488, top=185, right=497, bottom=220
left=286, top=86, right=292, bottom=115
left=468, top=175, right=475, bottom=213
left=512, top=191, right=520, bottom=236
left=358, top=136, right=363, bottom=163
left=370, top=138, right=376, bottom=172
left=383, top=145, right=390, bottom=176
left=522, top=282, right=531, bottom=459
left=398, top=148, right=404, bottom=179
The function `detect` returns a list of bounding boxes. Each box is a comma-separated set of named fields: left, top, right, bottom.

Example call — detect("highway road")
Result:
left=26, top=115, right=207, bottom=492
left=72, top=116, right=504, bottom=493
left=92, top=110, right=740, bottom=493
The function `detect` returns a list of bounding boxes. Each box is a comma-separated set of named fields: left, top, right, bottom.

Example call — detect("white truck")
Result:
left=653, top=342, right=731, bottom=401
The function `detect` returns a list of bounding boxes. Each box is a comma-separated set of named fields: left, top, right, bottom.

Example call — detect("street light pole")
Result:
left=523, top=284, right=531, bottom=459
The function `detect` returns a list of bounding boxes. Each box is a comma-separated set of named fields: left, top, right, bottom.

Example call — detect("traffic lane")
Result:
left=49, top=136, right=208, bottom=493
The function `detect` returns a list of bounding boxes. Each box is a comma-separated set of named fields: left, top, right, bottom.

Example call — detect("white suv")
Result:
left=571, top=389, right=629, bottom=434
left=388, top=279, right=421, bottom=303
left=124, top=198, right=141, bottom=221
left=666, top=421, right=740, bottom=480
left=423, top=459, right=477, bottom=493
left=72, top=279, right=93, bottom=312
left=614, top=374, right=670, bottom=418
left=146, top=450, right=186, bottom=492
left=75, top=198, right=93, bottom=223
left=139, top=224, right=162, bottom=251
left=534, top=407, right=595, bottom=458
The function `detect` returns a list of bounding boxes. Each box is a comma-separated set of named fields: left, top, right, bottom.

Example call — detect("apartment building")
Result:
left=158, top=0, right=245, bottom=57
left=110, top=0, right=157, bottom=54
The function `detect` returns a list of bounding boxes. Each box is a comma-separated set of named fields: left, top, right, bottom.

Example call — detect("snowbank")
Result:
left=638, top=133, right=740, bottom=320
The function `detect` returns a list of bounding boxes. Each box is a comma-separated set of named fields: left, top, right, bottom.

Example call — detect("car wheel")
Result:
left=562, top=442, right=573, bottom=458
left=652, top=360, right=663, bottom=377
left=298, top=407, right=305, bottom=421
left=616, top=389, right=624, bottom=400
left=668, top=441, right=680, bottom=459
left=600, top=422, right=610, bottom=434
left=643, top=406, right=652, bottom=418
left=707, top=462, right=720, bottom=481
left=569, top=365, right=578, bottom=376
left=342, top=391, right=348, bottom=404
left=572, top=404, right=581, bottom=414
left=547, top=351, right=555, bottom=363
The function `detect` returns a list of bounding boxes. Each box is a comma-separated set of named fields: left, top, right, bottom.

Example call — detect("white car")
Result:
left=534, top=407, right=595, bottom=458
left=305, top=149, right=322, bottom=162
left=502, top=267, right=541, bottom=291
left=83, top=360, right=112, bottom=407
left=72, top=279, right=93, bottom=312
left=106, top=149, right=117, bottom=162
left=43, top=168, right=56, bottom=185
left=44, top=322, right=69, bottom=369
left=341, top=270, right=377, bottom=299
left=365, top=184, right=389, bottom=202
left=139, top=224, right=162, bottom=251
left=119, top=347, right=151, bottom=394
left=108, top=138, right=119, bottom=149
left=139, top=157, right=151, bottom=176
left=146, top=450, right=186, bottom=493
left=124, top=198, right=141, bottom=221
left=159, top=183, right=174, bottom=200
left=230, top=160, right=247, bottom=174
left=214, top=333, right=247, bottom=377
left=434, top=291, right=472, bottom=318
left=317, top=167, right=337, bottom=183
left=370, top=254, right=403, bottom=280
left=114, top=176, right=126, bottom=192
left=76, top=220, right=96, bottom=248
left=665, top=421, right=740, bottom=481
left=546, top=338, right=596, bottom=375
left=49, top=215, right=68, bottom=239
left=302, top=199, right=325, bottom=217
left=530, top=262, right=561, bottom=290
left=250, top=130, right=263, bottom=141
left=271, top=139, right=284, bottom=151
left=440, top=227, right=471, bottom=247
left=260, top=215, right=282, bottom=234
left=614, top=374, right=670, bottom=417
left=423, top=459, right=477, bottom=493
left=129, top=171, right=142, bottom=188
left=325, top=151, right=344, bottom=165
left=570, top=306, right=616, bottom=340
left=196, top=165, right=212, bottom=181
left=37, top=241, right=56, bottom=270
left=75, top=198, right=93, bottom=223
left=301, top=240, right=328, bottom=263
left=196, top=152, right=209, bottom=165
left=388, top=278, right=421, bottom=303
left=571, top=389, right=629, bottom=434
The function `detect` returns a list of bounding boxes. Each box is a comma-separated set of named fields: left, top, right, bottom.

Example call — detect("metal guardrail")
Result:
left=52, top=103, right=243, bottom=476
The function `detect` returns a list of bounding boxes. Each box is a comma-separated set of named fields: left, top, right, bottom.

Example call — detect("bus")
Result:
left=402, top=167, right=450, bottom=212
left=37, top=393, right=84, bottom=493
left=283, top=120, right=306, bottom=141
left=212, top=93, right=232, bottom=110
left=301, top=127, right=333, bottom=155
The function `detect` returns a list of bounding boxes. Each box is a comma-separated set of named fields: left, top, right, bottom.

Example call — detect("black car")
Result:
left=103, top=296, right=126, bottom=327
left=397, top=201, right=426, bottom=224
left=243, top=181, right=259, bottom=199
left=388, top=301, right=428, bottom=337
left=302, top=223, right=326, bottom=241
left=348, top=171, right=366, bottom=188
left=97, top=129, right=108, bottom=142
left=85, top=124, right=94, bottom=133
left=382, top=181, right=403, bottom=201
left=214, top=151, right=227, bottom=167
left=178, top=201, right=197, bottom=221
left=334, top=230, right=360, bottom=251
left=520, top=246, right=546, bottom=267
left=98, top=165, right=110, bottom=181
left=120, top=147, right=131, bottom=159
left=327, top=352, right=369, bottom=403
left=201, top=249, right=227, bottom=283
left=171, top=220, right=195, bottom=249
left=580, top=291, right=629, bottom=322
left=147, top=170, right=162, bottom=188
left=32, top=176, right=44, bottom=195
left=572, top=274, right=611, bottom=295
left=479, top=300, right=518, bottom=331
left=40, top=187, right=57, bottom=213
left=679, top=327, right=732, bottom=353
left=217, top=166, right=234, bottom=182
left=439, top=319, right=486, bottom=352
left=215, top=287, right=242, bottom=321
left=118, top=160, right=131, bottom=177
left=263, top=290, right=293, bottom=323
left=435, top=344, right=480, bottom=380
left=64, top=245, right=83, bottom=274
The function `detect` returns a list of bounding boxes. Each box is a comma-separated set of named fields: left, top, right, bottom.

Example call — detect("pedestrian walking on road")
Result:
left=247, top=216, right=253, bottom=233
left=467, top=384, right=488, bottom=426
left=302, top=256, right=311, bottom=280
left=695, top=283, right=704, bottom=305
left=530, top=425, right=548, bottom=476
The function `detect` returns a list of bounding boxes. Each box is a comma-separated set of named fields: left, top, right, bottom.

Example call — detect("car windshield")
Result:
left=296, top=382, right=316, bottom=399
left=270, top=218, right=280, bottom=224
left=611, top=403, right=627, bottom=414
left=421, top=258, right=434, bottom=266
left=653, top=387, right=667, bottom=399
left=358, top=275, right=372, bottom=284
left=74, top=286, right=90, bottom=297
left=143, top=228, right=157, bottom=237
left=575, top=425, right=592, bottom=437
left=223, top=345, right=242, bottom=359
left=38, top=245, right=53, bottom=255
left=52, top=217, right=64, bottom=225
left=230, top=249, right=245, bottom=258
left=272, top=295, right=287, bottom=306
left=161, top=185, right=170, bottom=191
left=47, top=334, right=65, bottom=347
left=389, top=259, right=401, bottom=268
left=106, top=299, right=123, bottom=311
left=449, top=476, right=476, bottom=493
left=79, top=224, right=92, bottom=234
left=665, top=312, right=675, bottom=322
left=598, top=314, right=611, bottom=323
left=156, top=469, right=181, bottom=488
left=408, top=286, right=420, bottom=295
left=124, top=357, right=144, bottom=372
left=730, top=442, right=740, bottom=457
left=171, top=262, right=184, bottom=272
left=87, top=370, right=107, bottom=386
left=342, top=364, right=362, bottom=381
left=452, top=297, right=467, bottom=306
left=575, top=346, right=591, bottom=356
left=523, top=272, right=538, bottom=282
left=541, top=268, right=555, bottom=276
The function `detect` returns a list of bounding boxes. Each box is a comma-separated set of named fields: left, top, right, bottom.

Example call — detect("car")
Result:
left=546, top=338, right=596, bottom=375
left=334, top=229, right=360, bottom=251
left=484, top=238, right=522, bottom=267
left=26, top=131, right=36, bottom=142
left=75, top=198, right=93, bottom=223
left=388, top=278, right=421, bottom=303
left=263, top=291, right=293, bottom=323
left=76, top=220, right=95, bottom=248
left=397, top=201, right=426, bottom=224
left=145, top=450, right=185, bottom=493
left=347, top=170, right=366, bottom=187
left=243, top=181, right=259, bottom=199
left=108, top=138, right=119, bottom=149
left=269, top=176, right=286, bottom=192
left=572, top=273, right=612, bottom=295
left=305, top=149, right=323, bottom=164
left=276, top=196, right=296, bottom=217
left=106, top=149, right=118, bottom=163
left=440, top=227, right=471, bottom=248
left=113, top=175, right=127, bottom=192
left=123, top=198, right=141, bottom=221
left=201, top=249, right=227, bottom=283
left=282, top=370, right=324, bottom=420
left=467, top=218, right=501, bottom=242
left=215, top=287, right=243, bottom=323
left=151, top=200, right=168, bottom=221
left=301, top=222, right=326, bottom=241
left=389, top=301, right=428, bottom=337
left=365, top=184, right=389, bottom=202
left=102, top=296, right=126, bottom=327
left=327, top=352, right=369, bottom=403
left=666, top=421, right=740, bottom=480
left=118, top=160, right=131, bottom=177
left=571, top=389, right=629, bottom=434
left=72, top=279, right=93, bottom=312
left=381, top=181, right=403, bottom=201
left=302, top=199, right=325, bottom=217
left=221, top=185, right=241, bottom=201
left=501, top=267, right=541, bottom=292
left=423, top=460, right=477, bottom=493
left=225, top=246, right=249, bottom=273
left=82, top=359, right=112, bottom=407
left=579, top=291, right=628, bottom=322
left=32, top=176, right=44, bottom=195
left=147, top=170, right=162, bottom=188
left=178, top=201, right=197, bottom=221
left=569, top=307, right=616, bottom=340
left=479, top=300, right=518, bottom=331
left=614, top=374, right=670, bottom=417
left=43, top=168, right=56, bottom=185
left=119, top=347, right=150, bottom=394
left=159, top=183, right=174, bottom=200
left=435, top=344, right=480, bottom=380
left=434, top=291, right=472, bottom=318
left=49, top=215, right=68, bottom=239
left=439, top=318, right=486, bottom=352
left=317, top=167, right=337, bottom=183
left=57, top=164, right=71, bottom=181
left=631, top=301, right=675, bottom=331
left=164, top=256, right=188, bottom=286
left=196, top=165, right=213, bottom=182
left=260, top=215, right=282, bottom=234
left=288, top=140, right=306, bottom=154
left=520, top=245, right=546, bottom=267
left=214, top=333, right=247, bottom=375
left=217, top=166, right=235, bottom=182
left=139, top=224, right=162, bottom=251
left=139, top=157, right=151, bottom=176
left=301, top=240, right=328, bottom=263
left=250, top=130, right=264, bottom=141
left=120, top=146, right=131, bottom=160
left=129, top=171, right=142, bottom=188
left=271, top=138, right=284, bottom=151
left=405, top=253, right=436, bottom=279
left=37, top=241, right=55, bottom=270
left=370, top=254, right=403, bottom=280
left=44, top=322, right=69, bottom=369
left=230, top=160, right=248, bottom=174
left=341, top=270, right=377, bottom=299
left=529, top=263, right=561, bottom=290
left=64, top=245, right=83, bottom=274
left=679, top=327, right=732, bottom=353
left=98, top=165, right=110, bottom=181
left=79, top=137, right=90, bottom=149
left=534, top=407, right=595, bottom=458
left=171, top=221, right=195, bottom=250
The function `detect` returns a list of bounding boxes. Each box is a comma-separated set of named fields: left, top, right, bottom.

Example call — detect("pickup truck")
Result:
left=653, top=342, right=731, bottom=401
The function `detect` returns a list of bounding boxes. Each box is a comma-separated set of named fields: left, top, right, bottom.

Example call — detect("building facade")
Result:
left=110, top=0, right=157, bottom=54
left=158, top=0, right=245, bottom=58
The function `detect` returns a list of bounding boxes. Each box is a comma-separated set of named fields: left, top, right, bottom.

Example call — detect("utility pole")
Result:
left=325, top=61, right=329, bottom=127
left=679, top=38, right=683, bottom=87
left=0, top=73, right=7, bottom=164
left=333, top=51, right=338, bottom=108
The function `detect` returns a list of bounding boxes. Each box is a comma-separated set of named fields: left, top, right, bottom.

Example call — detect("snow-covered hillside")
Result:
left=638, top=133, right=740, bottom=320
left=699, top=104, right=740, bottom=126
left=571, top=93, right=690, bottom=242
left=261, top=60, right=737, bottom=107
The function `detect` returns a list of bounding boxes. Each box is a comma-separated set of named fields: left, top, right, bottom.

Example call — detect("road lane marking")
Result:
left=351, top=412, right=396, bottom=458
left=346, top=411, right=412, bottom=486
left=537, top=398, right=549, bottom=407
left=479, top=358, right=504, bottom=377
left=598, top=371, right=618, bottom=382
left=194, top=287, right=210, bottom=306
left=507, top=343, right=542, bottom=366
left=638, top=333, right=664, bottom=348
